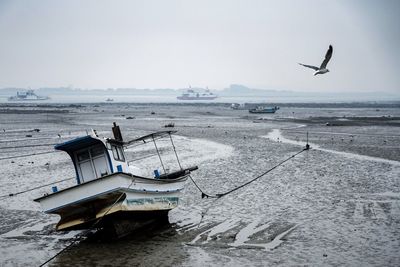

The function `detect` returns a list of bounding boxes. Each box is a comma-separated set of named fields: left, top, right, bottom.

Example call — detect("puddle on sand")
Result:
left=264, top=129, right=400, bottom=166
left=187, top=217, right=296, bottom=251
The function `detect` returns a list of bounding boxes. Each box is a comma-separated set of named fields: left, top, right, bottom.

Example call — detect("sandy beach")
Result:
left=0, top=102, right=399, bottom=266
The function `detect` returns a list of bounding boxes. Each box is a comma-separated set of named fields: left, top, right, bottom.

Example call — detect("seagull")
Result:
left=299, top=45, right=333, bottom=75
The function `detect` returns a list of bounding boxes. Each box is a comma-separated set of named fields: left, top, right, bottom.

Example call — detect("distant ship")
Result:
left=8, top=90, right=49, bottom=101
left=248, top=106, right=279, bottom=114
left=231, top=103, right=245, bottom=110
left=106, top=98, right=114, bottom=102
left=177, top=89, right=218, bottom=100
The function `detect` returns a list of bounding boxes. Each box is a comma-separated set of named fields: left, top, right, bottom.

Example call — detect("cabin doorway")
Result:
left=76, top=144, right=110, bottom=183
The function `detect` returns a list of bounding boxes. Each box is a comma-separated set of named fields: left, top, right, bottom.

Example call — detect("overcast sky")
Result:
left=0, top=0, right=399, bottom=93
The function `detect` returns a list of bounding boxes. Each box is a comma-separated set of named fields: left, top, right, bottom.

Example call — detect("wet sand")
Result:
left=0, top=103, right=399, bottom=266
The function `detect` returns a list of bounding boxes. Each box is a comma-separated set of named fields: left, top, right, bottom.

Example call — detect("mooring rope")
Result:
left=0, top=177, right=76, bottom=200
left=0, top=150, right=60, bottom=161
left=0, top=143, right=58, bottom=150
left=32, top=134, right=309, bottom=265
left=189, top=145, right=310, bottom=226
left=124, top=135, right=167, bottom=149
left=169, top=133, right=182, bottom=170
left=190, top=145, right=310, bottom=199
left=152, top=135, right=166, bottom=174
left=127, top=153, right=158, bottom=163
left=38, top=178, right=136, bottom=267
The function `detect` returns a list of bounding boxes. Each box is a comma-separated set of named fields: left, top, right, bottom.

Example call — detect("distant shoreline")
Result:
left=0, top=101, right=399, bottom=109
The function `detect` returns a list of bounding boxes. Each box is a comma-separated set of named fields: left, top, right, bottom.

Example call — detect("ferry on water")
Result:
left=177, top=88, right=218, bottom=100
left=8, top=90, right=49, bottom=101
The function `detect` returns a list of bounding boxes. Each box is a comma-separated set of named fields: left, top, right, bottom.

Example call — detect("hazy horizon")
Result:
left=1, top=83, right=399, bottom=96
left=1, top=0, right=399, bottom=94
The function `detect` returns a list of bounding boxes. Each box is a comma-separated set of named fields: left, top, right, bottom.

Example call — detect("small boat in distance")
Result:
left=249, top=106, right=279, bottom=114
left=106, top=98, right=114, bottom=102
left=177, top=89, right=218, bottom=100
left=34, top=123, right=197, bottom=236
left=231, top=103, right=246, bottom=110
left=8, top=90, right=49, bottom=101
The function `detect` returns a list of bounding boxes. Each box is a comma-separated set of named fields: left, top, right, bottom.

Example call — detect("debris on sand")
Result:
left=164, top=122, right=175, bottom=128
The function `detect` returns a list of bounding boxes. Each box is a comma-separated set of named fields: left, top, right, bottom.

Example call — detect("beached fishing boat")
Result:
left=249, top=106, right=279, bottom=114
left=34, top=123, right=197, bottom=234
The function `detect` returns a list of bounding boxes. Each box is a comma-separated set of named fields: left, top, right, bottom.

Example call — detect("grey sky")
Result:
left=0, top=0, right=399, bottom=93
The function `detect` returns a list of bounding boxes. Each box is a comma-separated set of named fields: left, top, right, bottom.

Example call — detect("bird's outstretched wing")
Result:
left=298, top=63, right=319, bottom=71
left=320, top=45, right=333, bottom=69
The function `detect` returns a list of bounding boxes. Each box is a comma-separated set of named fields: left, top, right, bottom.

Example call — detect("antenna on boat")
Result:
left=112, top=122, right=123, bottom=141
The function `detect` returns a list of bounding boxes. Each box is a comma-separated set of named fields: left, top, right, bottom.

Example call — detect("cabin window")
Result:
left=111, top=145, right=125, bottom=161
left=76, top=144, right=110, bottom=183
left=90, top=145, right=104, bottom=157
left=77, top=150, right=90, bottom=161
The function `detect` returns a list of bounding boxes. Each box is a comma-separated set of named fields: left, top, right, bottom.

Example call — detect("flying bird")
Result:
left=299, top=45, right=333, bottom=75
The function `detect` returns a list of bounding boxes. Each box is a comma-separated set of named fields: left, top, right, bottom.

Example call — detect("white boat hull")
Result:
left=34, top=172, right=189, bottom=230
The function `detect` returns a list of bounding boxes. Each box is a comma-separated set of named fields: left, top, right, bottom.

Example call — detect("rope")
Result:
left=127, top=153, right=158, bottom=163
left=190, top=146, right=310, bottom=199
left=0, top=177, right=75, bottom=199
left=38, top=178, right=136, bottom=267
left=36, top=134, right=308, bottom=265
left=0, top=150, right=60, bottom=161
left=189, top=175, right=216, bottom=199
left=169, top=133, right=182, bottom=170
left=152, top=135, right=166, bottom=174
left=0, top=143, right=58, bottom=150
left=127, top=135, right=182, bottom=165
left=124, top=135, right=167, bottom=149
left=38, top=236, right=81, bottom=267
left=0, top=134, right=82, bottom=144
left=39, top=133, right=182, bottom=265
left=189, top=145, right=310, bottom=227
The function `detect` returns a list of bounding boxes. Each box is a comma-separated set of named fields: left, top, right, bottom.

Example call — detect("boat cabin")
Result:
left=55, top=124, right=128, bottom=184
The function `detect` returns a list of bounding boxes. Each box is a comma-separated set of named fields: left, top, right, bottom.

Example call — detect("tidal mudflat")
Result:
left=1, top=102, right=399, bottom=266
